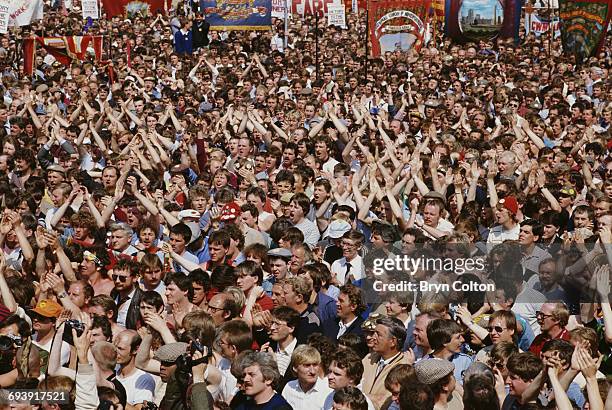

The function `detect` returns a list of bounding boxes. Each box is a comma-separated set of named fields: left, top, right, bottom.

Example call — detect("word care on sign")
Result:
left=0, top=0, right=8, bottom=33
left=82, top=0, right=99, bottom=19
left=327, top=3, right=346, bottom=27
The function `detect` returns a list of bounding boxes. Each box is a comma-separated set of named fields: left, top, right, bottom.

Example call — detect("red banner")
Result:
left=368, top=0, right=432, bottom=56
left=23, top=36, right=105, bottom=76
left=101, top=0, right=169, bottom=18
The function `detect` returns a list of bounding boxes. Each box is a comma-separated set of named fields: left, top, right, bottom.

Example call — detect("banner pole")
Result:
left=284, top=0, right=288, bottom=50
left=315, top=0, right=319, bottom=81
left=365, top=6, right=368, bottom=80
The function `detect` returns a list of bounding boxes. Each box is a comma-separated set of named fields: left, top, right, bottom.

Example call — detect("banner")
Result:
left=8, top=0, right=43, bottom=26
left=445, top=0, right=521, bottom=42
left=82, top=0, right=99, bottom=19
left=101, top=0, right=169, bottom=18
left=525, top=12, right=561, bottom=37
left=271, top=0, right=291, bottom=18
left=559, top=0, right=611, bottom=63
left=200, top=0, right=271, bottom=29
left=23, top=36, right=105, bottom=76
left=368, top=0, right=432, bottom=56
left=327, top=3, right=346, bottom=26
left=0, top=0, right=8, bottom=33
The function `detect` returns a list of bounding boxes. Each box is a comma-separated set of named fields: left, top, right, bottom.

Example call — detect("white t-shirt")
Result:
left=116, top=368, right=156, bottom=405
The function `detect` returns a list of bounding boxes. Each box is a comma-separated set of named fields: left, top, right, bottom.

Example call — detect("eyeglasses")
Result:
left=487, top=325, right=506, bottom=334
left=491, top=360, right=505, bottom=370
left=536, top=311, right=553, bottom=319
left=112, top=274, right=129, bottom=283
left=207, top=305, right=225, bottom=313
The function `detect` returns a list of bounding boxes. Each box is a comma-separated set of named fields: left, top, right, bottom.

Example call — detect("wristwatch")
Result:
left=57, top=291, right=68, bottom=299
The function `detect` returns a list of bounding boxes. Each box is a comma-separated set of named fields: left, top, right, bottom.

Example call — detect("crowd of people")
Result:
left=0, top=0, right=610, bottom=409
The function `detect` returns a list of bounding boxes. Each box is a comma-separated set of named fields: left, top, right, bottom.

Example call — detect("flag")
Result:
left=368, top=0, right=432, bottom=56
left=8, top=0, right=43, bottom=26
left=23, top=36, right=105, bottom=76
left=525, top=12, right=561, bottom=37
left=559, top=0, right=612, bottom=63
left=101, top=0, right=169, bottom=18
left=444, top=0, right=521, bottom=43
left=200, top=0, right=271, bottom=29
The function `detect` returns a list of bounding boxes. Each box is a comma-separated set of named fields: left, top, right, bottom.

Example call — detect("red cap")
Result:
left=499, top=196, right=519, bottom=215
left=220, top=202, right=241, bottom=222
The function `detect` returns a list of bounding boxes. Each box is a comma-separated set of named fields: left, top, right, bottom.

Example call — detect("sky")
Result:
left=460, top=0, right=500, bottom=19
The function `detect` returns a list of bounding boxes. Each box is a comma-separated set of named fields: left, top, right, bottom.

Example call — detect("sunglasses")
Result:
left=112, top=274, right=129, bottom=283
left=487, top=325, right=506, bottom=334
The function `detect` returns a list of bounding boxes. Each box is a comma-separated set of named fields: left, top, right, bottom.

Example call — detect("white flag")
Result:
left=8, top=0, right=43, bottom=27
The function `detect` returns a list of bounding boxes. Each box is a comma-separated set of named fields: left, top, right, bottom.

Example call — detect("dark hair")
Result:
left=329, top=349, right=364, bottom=384
left=506, top=352, right=543, bottom=381
left=399, top=382, right=434, bottom=410
left=166, top=272, right=194, bottom=300
left=291, top=193, right=311, bottom=215
left=426, top=319, right=462, bottom=351
left=209, top=229, right=231, bottom=248
left=235, top=260, right=264, bottom=285
left=114, top=258, right=140, bottom=277
left=333, top=386, right=368, bottom=410
left=338, top=333, right=369, bottom=358
left=520, top=219, right=544, bottom=238
left=91, top=315, right=113, bottom=341
left=170, top=223, right=192, bottom=243
left=463, top=375, right=500, bottom=410
left=190, top=269, right=211, bottom=291
left=271, top=306, right=300, bottom=330
left=339, top=284, right=366, bottom=315
left=141, top=290, right=164, bottom=312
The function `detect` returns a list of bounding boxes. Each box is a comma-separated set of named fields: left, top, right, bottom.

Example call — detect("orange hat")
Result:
left=30, top=299, right=63, bottom=318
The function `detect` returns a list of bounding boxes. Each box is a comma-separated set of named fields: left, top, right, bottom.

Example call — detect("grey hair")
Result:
left=238, top=351, right=281, bottom=387
left=376, top=317, right=407, bottom=352
left=110, top=222, right=134, bottom=237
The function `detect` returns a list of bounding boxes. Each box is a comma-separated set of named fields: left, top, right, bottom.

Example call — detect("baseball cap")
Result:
left=414, top=358, right=455, bottom=385
left=178, top=209, right=200, bottom=220
left=30, top=299, right=63, bottom=318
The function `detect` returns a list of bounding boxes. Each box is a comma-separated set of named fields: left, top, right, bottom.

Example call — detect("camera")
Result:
left=0, top=334, right=22, bottom=350
left=63, top=319, right=85, bottom=346
left=175, top=340, right=212, bottom=384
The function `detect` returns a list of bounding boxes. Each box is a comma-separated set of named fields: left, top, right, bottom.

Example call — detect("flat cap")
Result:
left=47, top=164, right=66, bottom=175
left=414, top=358, right=455, bottom=385
left=267, top=247, right=292, bottom=259
left=153, top=342, right=189, bottom=363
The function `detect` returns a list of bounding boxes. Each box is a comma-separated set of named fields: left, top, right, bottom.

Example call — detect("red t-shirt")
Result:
left=528, top=328, right=571, bottom=357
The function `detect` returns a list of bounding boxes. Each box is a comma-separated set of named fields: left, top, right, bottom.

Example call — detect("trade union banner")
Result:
left=445, top=0, right=521, bottom=42
left=559, top=0, right=612, bottom=62
left=368, top=0, right=432, bottom=56
left=101, top=0, right=169, bottom=18
left=23, top=35, right=105, bottom=75
left=200, top=0, right=271, bottom=29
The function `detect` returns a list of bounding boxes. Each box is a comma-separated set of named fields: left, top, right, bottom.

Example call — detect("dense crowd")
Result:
left=0, top=1, right=610, bottom=410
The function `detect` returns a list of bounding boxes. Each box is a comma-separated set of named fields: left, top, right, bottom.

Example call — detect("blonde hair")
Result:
left=291, top=345, right=321, bottom=367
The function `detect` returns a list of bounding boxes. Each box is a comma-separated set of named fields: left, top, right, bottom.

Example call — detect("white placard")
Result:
left=0, top=0, right=9, bottom=33
left=272, top=0, right=291, bottom=18
left=8, top=0, right=43, bottom=27
left=82, top=0, right=98, bottom=19
left=327, top=3, right=345, bottom=28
